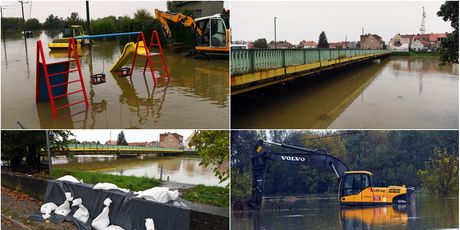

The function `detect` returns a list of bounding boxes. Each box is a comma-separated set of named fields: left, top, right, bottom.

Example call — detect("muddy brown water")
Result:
left=1, top=30, right=229, bottom=129
left=232, top=57, right=458, bottom=129
left=232, top=195, right=459, bottom=230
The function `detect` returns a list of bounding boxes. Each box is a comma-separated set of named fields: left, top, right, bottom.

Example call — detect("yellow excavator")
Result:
left=155, top=9, right=230, bottom=58
left=248, top=140, right=415, bottom=209
left=48, top=25, right=87, bottom=50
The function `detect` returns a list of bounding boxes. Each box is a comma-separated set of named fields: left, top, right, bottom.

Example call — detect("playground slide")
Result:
left=109, top=41, right=148, bottom=72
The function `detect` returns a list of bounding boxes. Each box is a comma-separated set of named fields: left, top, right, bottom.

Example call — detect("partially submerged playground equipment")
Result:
left=155, top=9, right=230, bottom=58
left=36, top=31, right=170, bottom=119
left=248, top=140, right=415, bottom=209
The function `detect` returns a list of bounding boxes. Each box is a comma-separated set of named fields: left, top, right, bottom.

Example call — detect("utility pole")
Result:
left=45, top=130, right=53, bottom=175
left=274, top=17, right=277, bottom=49
left=86, top=0, right=91, bottom=34
left=18, top=0, right=25, bottom=30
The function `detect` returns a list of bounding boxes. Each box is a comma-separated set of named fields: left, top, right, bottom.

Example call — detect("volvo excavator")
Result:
left=154, top=9, right=230, bottom=58
left=248, top=140, right=415, bottom=209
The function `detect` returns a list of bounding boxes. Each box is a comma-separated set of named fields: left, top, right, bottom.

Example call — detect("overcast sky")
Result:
left=70, top=130, right=195, bottom=143
left=1, top=1, right=230, bottom=23
left=231, top=1, right=452, bottom=43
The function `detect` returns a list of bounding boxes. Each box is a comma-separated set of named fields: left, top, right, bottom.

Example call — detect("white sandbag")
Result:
left=93, top=182, right=130, bottom=193
left=135, top=187, right=179, bottom=203
left=56, top=175, right=82, bottom=183
left=40, top=202, right=57, bottom=219
left=55, top=192, right=73, bottom=217
left=106, top=225, right=125, bottom=230
left=145, top=218, right=155, bottom=230
left=91, top=198, right=112, bottom=230
left=72, top=198, right=90, bottom=223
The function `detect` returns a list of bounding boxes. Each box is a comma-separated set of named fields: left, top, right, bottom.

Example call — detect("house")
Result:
left=175, top=1, right=223, bottom=18
left=298, top=40, right=317, bottom=48
left=147, top=141, right=159, bottom=147
left=159, top=132, right=184, bottom=148
left=411, top=40, right=427, bottom=51
left=346, top=41, right=359, bottom=49
left=360, top=34, right=383, bottom=50
left=389, top=32, right=449, bottom=52
left=329, top=42, right=347, bottom=49
left=389, top=34, right=413, bottom=52
left=105, top=140, right=117, bottom=145
left=183, top=133, right=196, bottom=150
left=128, top=142, right=149, bottom=147
left=268, top=40, right=294, bottom=49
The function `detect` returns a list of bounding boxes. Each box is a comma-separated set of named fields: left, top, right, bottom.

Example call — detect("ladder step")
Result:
left=50, top=79, right=81, bottom=88
left=48, top=68, right=79, bottom=77
left=53, top=89, right=83, bottom=99
left=55, top=99, right=86, bottom=111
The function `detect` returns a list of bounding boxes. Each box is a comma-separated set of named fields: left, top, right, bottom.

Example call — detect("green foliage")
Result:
left=418, top=147, right=458, bottom=196
left=52, top=169, right=160, bottom=191
left=1, top=17, right=24, bottom=30
left=166, top=1, right=193, bottom=15
left=43, top=14, right=64, bottom=29
left=318, top=31, right=329, bottom=48
left=190, top=131, right=229, bottom=185
left=25, top=18, right=41, bottom=30
left=91, top=16, right=117, bottom=35
left=253, top=38, right=268, bottom=49
left=117, top=131, right=128, bottom=145
left=182, top=184, right=229, bottom=207
left=437, top=1, right=459, bottom=64
left=230, top=171, right=252, bottom=201
left=64, top=12, right=85, bottom=28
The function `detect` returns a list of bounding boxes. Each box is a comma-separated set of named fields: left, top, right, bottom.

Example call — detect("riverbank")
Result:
left=51, top=169, right=229, bottom=208
left=391, top=51, right=441, bottom=59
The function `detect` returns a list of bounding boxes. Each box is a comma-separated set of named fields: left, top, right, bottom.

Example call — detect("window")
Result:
left=342, top=174, right=370, bottom=196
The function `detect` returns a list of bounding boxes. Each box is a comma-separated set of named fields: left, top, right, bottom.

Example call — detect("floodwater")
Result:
left=1, top=30, right=229, bottom=129
left=52, top=154, right=225, bottom=187
left=232, top=58, right=458, bottom=129
left=232, top=195, right=459, bottom=230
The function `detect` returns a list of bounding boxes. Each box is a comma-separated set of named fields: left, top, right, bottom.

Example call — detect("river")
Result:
left=232, top=57, right=458, bottom=129
left=1, top=30, right=229, bottom=129
left=232, top=195, right=459, bottom=230
left=52, top=154, right=225, bottom=187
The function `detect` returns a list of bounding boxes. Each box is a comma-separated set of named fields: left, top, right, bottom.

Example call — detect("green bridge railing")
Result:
left=65, top=143, right=184, bottom=152
left=231, top=48, right=390, bottom=75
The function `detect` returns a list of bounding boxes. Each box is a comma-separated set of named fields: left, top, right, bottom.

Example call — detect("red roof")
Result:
left=300, top=40, right=317, bottom=47
left=429, top=33, right=448, bottom=42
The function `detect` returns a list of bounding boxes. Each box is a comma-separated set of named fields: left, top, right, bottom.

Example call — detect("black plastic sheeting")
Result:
left=30, top=180, right=191, bottom=230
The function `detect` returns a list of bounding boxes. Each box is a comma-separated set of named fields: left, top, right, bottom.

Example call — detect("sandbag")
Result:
left=72, top=198, right=90, bottom=223
left=145, top=218, right=155, bottom=230
left=136, top=187, right=179, bottom=203
left=91, top=198, right=112, bottom=230
left=55, top=192, right=73, bottom=217
left=40, top=202, right=57, bottom=219
left=56, top=175, right=82, bottom=183
left=93, top=183, right=129, bottom=193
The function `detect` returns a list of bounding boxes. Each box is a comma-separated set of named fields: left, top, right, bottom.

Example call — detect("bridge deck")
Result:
left=231, top=48, right=391, bottom=95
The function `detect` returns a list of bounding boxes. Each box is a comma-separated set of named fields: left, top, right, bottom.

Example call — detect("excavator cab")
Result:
left=339, top=171, right=374, bottom=204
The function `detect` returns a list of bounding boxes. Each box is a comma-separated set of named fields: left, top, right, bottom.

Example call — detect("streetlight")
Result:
left=274, top=17, right=277, bottom=49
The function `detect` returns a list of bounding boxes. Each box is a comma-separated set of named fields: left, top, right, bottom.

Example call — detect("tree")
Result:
left=190, top=130, right=229, bottom=185
left=418, top=147, right=458, bottom=196
left=318, top=31, right=329, bottom=48
left=43, top=14, right=63, bottom=29
left=437, top=1, right=459, bottom=64
left=1, top=130, right=72, bottom=173
left=25, top=18, right=41, bottom=30
left=117, top=131, right=128, bottom=145
left=253, top=38, right=268, bottom=49
left=166, top=1, right=192, bottom=15
left=64, top=12, right=84, bottom=27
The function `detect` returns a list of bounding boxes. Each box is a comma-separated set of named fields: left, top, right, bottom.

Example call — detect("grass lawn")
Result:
left=183, top=184, right=229, bottom=208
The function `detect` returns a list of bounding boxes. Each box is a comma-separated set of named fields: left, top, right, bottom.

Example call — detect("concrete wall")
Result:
left=1, top=172, right=228, bottom=230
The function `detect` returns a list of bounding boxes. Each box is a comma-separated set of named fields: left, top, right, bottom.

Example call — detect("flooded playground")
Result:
left=232, top=57, right=458, bottom=129
left=1, top=30, right=229, bottom=129
left=52, top=154, right=225, bottom=187
left=232, top=195, right=459, bottom=230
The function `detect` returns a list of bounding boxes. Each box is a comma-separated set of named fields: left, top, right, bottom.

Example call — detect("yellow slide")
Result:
left=109, top=41, right=149, bottom=72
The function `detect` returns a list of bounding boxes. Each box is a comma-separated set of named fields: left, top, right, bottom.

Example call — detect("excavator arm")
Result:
left=249, top=139, right=350, bottom=208
left=154, top=9, right=202, bottom=38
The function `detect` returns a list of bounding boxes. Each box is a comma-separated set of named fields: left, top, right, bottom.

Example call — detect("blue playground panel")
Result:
left=37, top=61, right=70, bottom=102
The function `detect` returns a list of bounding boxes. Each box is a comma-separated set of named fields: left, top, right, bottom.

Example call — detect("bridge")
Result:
left=231, top=48, right=391, bottom=94
left=46, top=143, right=184, bottom=156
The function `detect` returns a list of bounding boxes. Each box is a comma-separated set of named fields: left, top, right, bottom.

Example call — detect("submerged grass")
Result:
left=183, top=184, right=229, bottom=208
left=51, top=169, right=160, bottom=191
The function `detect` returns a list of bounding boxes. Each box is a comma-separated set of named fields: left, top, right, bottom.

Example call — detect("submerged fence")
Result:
left=231, top=48, right=390, bottom=75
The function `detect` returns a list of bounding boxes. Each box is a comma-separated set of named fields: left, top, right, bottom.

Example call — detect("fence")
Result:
left=65, top=143, right=183, bottom=152
left=231, top=48, right=390, bottom=75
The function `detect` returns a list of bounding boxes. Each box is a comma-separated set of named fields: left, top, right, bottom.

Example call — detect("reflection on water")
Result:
left=231, top=195, right=458, bottom=230
left=52, top=155, right=224, bottom=187
left=2, top=30, right=229, bottom=129
left=232, top=58, right=458, bottom=129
